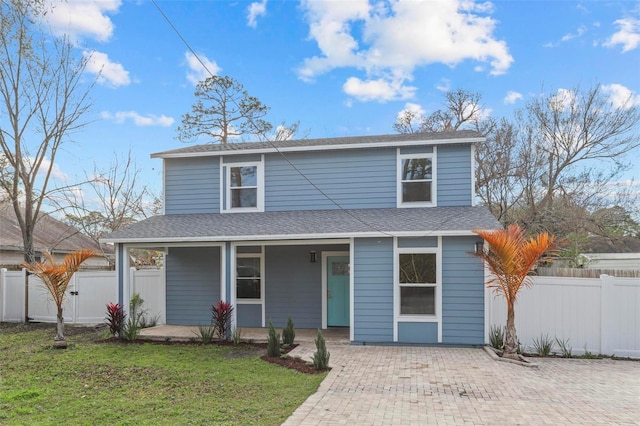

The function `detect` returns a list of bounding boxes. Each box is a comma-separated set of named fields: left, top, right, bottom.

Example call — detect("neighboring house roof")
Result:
left=579, top=253, right=640, bottom=270
left=151, top=130, right=483, bottom=158
left=102, top=206, right=501, bottom=243
left=0, top=203, right=103, bottom=255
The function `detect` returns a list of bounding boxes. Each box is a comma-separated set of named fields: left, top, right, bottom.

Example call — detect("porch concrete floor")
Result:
left=139, top=325, right=350, bottom=343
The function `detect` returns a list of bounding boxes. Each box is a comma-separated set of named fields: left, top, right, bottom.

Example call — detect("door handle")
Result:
left=70, top=291, right=78, bottom=296
left=327, top=290, right=331, bottom=299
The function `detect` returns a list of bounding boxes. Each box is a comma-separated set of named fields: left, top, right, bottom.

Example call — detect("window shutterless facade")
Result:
left=397, top=152, right=436, bottom=207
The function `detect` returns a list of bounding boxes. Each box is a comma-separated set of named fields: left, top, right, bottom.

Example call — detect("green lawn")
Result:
left=0, top=323, right=326, bottom=425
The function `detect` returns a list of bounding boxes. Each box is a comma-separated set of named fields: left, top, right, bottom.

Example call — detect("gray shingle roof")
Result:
left=0, top=202, right=104, bottom=253
left=101, top=206, right=501, bottom=243
left=151, top=130, right=482, bottom=158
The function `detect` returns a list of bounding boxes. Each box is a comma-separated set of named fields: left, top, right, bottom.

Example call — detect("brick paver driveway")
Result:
left=284, top=344, right=640, bottom=425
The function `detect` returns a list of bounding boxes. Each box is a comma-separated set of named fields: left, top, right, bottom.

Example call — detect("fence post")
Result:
left=0, top=268, right=5, bottom=321
left=600, top=274, right=614, bottom=356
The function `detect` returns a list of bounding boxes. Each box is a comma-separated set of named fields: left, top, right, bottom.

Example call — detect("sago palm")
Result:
left=473, top=225, right=556, bottom=359
left=23, top=249, right=96, bottom=347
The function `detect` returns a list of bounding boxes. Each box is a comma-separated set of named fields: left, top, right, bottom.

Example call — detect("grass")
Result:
left=0, top=323, right=326, bottom=425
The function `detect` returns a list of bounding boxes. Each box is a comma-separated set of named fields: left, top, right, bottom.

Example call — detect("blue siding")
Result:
left=437, top=144, right=472, bottom=207
left=398, top=322, right=438, bottom=343
left=237, top=304, right=261, bottom=327
left=264, top=244, right=347, bottom=328
left=353, top=238, right=394, bottom=342
left=441, top=236, right=485, bottom=344
left=164, top=157, right=219, bottom=214
left=400, top=146, right=433, bottom=155
left=166, top=247, right=221, bottom=325
left=398, top=236, right=438, bottom=248
left=265, top=149, right=396, bottom=211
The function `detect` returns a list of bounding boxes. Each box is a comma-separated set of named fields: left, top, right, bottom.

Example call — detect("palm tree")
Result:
left=473, top=225, right=556, bottom=359
left=23, top=249, right=96, bottom=348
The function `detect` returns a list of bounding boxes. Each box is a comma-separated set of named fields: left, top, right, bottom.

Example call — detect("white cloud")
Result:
left=247, top=0, right=268, bottom=28
left=343, top=76, right=416, bottom=102
left=544, top=25, right=587, bottom=48
left=83, top=50, right=130, bottom=87
left=101, top=111, right=174, bottom=127
left=503, top=90, right=523, bottom=104
left=27, top=157, right=68, bottom=181
left=549, top=88, right=576, bottom=113
left=44, top=0, right=121, bottom=43
left=298, top=0, right=512, bottom=102
left=398, top=102, right=426, bottom=118
left=604, top=18, right=640, bottom=52
left=601, top=83, right=640, bottom=109
left=185, top=52, right=222, bottom=85
left=436, top=78, right=451, bottom=92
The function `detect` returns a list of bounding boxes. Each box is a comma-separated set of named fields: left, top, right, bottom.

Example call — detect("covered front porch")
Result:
left=118, top=239, right=353, bottom=338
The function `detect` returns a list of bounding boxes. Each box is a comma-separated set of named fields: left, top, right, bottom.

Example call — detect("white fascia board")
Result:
left=151, top=137, right=485, bottom=159
left=101, top=230, right=479, bottom=244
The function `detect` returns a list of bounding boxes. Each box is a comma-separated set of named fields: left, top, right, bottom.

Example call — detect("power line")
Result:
left=150, top=0, right=474, bottom=239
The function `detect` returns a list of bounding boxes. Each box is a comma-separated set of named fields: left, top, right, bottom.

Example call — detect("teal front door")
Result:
left=327, top=256, right=350, bottom=327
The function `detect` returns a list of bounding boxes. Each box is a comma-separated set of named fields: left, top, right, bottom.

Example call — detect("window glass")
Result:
left=231, top=188, right=257, bottom=208
left=230, top=166, right=257, bottom=187
left=402, top=158, right=432, bottom=180
left=237, top=257, right=261, bottom=299
left=399, top=252, right=437, bottom=316
left=401, top=158, right=432, bottom=203
left=400, top=287, right=435, bottom=315
left=399, top=253, right=436, bottom=284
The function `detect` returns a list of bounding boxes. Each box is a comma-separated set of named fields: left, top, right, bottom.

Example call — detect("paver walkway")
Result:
left=284, top=343, right=640, bottom=425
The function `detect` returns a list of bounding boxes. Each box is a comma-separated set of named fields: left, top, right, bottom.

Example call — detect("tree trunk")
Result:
left=503, top=302, right=519, bottom=360
left=55, top=307, right=67, bottom=348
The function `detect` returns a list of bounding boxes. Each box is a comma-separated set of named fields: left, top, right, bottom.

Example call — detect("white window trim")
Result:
left=397, top=148, right=437, bottom=208
left=393, top=237, right=443, bottom=342
left=235, top=249, right=265, bottom=310
left=222, top=157, right=264, bottom=213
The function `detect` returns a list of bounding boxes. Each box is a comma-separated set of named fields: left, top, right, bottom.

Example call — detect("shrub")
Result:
left=117, top=293, right=149, bottom=340
left=232, top=327, right=242, bottom=344
left=282, top=316, right=295, bottom=346
left=532, top=334, right=553, bottom=356
left=211, top=300, right=234, bottom=341
left=121, top=317, right=141, bottom=341
left=555, top=337, right=572, bottom=358
left=105, top=303, right=125, bottom=338
left=312, top=329, right=330, bottom=370
left=489, top=325, right=504, bottom=350
left=194, top=324, right=216, bottom=344
left=267, top=320, right=281, bottom=357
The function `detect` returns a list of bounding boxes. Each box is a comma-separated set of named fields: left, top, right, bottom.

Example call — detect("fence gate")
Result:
left=27, top=272, right=117, bottom=324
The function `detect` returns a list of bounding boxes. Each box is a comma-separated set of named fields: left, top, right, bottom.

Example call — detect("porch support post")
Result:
left=349, top=237, right=355, bottom=342
left=117, top=243, right=124, bottom=306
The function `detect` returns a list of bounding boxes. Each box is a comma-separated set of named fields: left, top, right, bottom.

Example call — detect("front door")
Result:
left=327, top=256, right=349, bottom=327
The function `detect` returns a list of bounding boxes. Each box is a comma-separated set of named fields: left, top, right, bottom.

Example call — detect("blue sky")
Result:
left=39, top=0, right=640, bottom=203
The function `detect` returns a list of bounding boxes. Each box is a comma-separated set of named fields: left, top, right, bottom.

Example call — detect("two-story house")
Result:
left=103, top=130, right=501, bottom=345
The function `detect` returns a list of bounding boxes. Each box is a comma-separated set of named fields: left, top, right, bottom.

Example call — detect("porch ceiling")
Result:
left=102, top=206, right=500, bottom=244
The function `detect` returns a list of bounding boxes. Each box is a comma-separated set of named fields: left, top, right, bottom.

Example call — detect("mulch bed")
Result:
left=261, top=353, right=328, bottom=374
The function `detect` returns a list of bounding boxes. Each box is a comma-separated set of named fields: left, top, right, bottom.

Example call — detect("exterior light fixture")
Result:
left=309, top=251, right=317, bottom=263
left=475, top=241, right=484, bottom=254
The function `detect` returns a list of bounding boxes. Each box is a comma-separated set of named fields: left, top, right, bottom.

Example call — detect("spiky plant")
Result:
left=23, top=249, right=96, bottom=347
left=473, top=225, right=556, bottom=360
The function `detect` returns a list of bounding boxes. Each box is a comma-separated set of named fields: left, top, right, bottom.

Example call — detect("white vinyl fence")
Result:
left=488, top=275, right=640, bottom=358
left=0, top=268, right=164, bottom=325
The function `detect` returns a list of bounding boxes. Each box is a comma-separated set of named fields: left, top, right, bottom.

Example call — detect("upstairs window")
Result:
left=398, top=153, right=435, bottom=207
left=223, top=160, right=264, bottom=212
